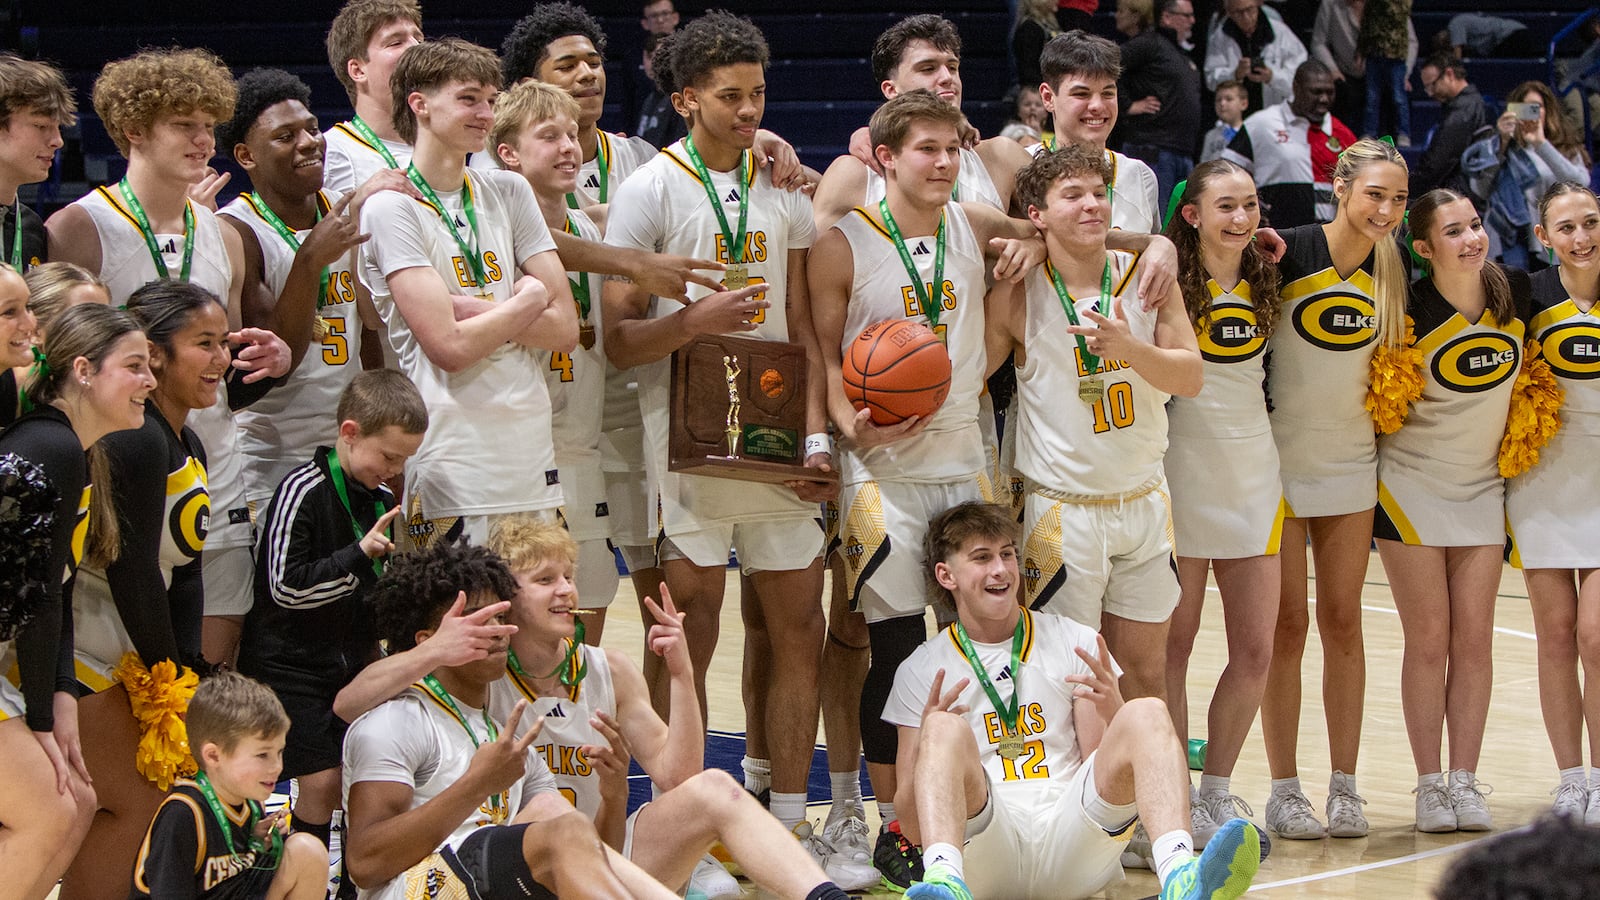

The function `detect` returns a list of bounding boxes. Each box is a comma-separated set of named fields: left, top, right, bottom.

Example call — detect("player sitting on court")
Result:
left=130, top=672, right=328, bottom=900
left=333, top=516, right=861, bottom=900
left=882, top=501, right=1260, bottom=900
left=339, top=538, right=678, bottom=899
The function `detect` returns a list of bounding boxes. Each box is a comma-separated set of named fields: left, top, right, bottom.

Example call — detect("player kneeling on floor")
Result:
left=882, top=502, right=1261, bottom=900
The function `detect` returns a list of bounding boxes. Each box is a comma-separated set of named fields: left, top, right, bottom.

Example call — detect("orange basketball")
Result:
left=842, top=320, right=952, bottom=425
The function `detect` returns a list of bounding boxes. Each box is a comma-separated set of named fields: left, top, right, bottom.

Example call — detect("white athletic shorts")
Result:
left=839, top=476, right=983, bottom=624
left=658, top=517, right=822, bottom=574
left=1022, top=476, right=1180, bottom=626
left=201, top=545, right=255, bottom=617
left=964, top=752, right=1135, bottom=899
left=576, top=538, right=620, bottom=610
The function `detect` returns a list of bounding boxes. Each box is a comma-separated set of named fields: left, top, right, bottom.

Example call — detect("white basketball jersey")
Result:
left=570, top=131, right=659, bottom=208
left=359, top=167, right=562, bottom=519
left=76, top=188, right=252, bottom=548
left=539, top=209, right=608, bottom=539
left=603, top=140, right=818, bottom=529
left=1015, top=252, right=1168, bottom=495
left=323, top=121, right=410, bottom=196
left=883, top=610, right=1109, bottom=788
left=833, top=203, right=988, bottom=484
left=493, top=645, right=617, bottom=820
left=1026, top=146, right=1160, bottom=234
left=220, top=191, right=362, bottom=502
left=1168, top=280, right=1271, bottom=438
left=866, top=147, right=1004, bottom=211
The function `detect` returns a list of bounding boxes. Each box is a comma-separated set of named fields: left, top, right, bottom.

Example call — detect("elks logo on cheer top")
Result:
left=1198, top=305, right=1266, bottom=363
left=1538, top=319, right=1600, bottom=379
left=1290, top=291, right=1377, bottom=351
left=1431, top=331, right=1520, bottom=393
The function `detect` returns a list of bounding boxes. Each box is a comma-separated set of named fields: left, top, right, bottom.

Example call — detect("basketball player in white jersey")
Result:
left=358, top=38, right=575, bottom=546
left=988, top=143, right=1201, bottom=703
left=45, top=48, right=293, bottom=672
left=323, top=0, right=423, bottom=195
left=882, top=501, right=1259, bottom=900
left=217, top=68, right=413, bottom=504
left=809, top=89, right=1044, bottom=884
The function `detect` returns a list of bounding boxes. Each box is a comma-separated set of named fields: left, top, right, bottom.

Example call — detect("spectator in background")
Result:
left=1205, top=0, right=1307, bottom=115
left=1413, top=53, right=1488, bottom=196
left=624, top=0, right=682, bottom=142
left=640, top=0, right=679, bottom=37
left=1003, top=82, right=1050, bottom=140
left=1435, top=13, right=1542, bottom=59
left=1311, top=0, right=1367, bottom=130
left=1464, top=81, right=1592, bottom=267
left=1057, top=0, right=1099, bottom=34
left=634, top=31, right=686, bottom=148
left=1357, top=0, right=1416, bottom=145
left=1558, top=14, right=1600, bottom=130
left=1118, top=0, right=1204, bottom=202
left=1201, top=79, right=1248, bottom=161
left=1223, top=60, right=1354, bottom=224
left=1014, top=0, right=1062, bottom=89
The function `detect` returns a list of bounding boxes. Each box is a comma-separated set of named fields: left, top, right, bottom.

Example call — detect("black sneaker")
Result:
left=873, top=819, right=924, bottom=892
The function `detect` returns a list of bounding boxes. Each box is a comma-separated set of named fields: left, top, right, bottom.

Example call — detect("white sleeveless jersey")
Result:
left=538, top=209, right=608, bottom=539
left=1015, top=252, right=1168, bottom=495
left=866, top=146, right=1004, bottom=211
left=883, top=609, right=1112, bottom=789
left=75, top=188, right=252, bottom=548
left=322, top=121, right=409, bottom=196
left=1026, top=146, right=1161, bottom=234
left=1168, top=280, right=1271, bottom=438
left=1525, top=270, right=1600, bottom=435
left=359, top=167, right=562, bottom=518
left=833, top=203, right=988, bottom=484
left=570, top=131, right=659, bottom=208
left=603, top=140, right=818, bottom=529
left=493, top=645, right=617, bottom=820
left=220, top=191, right=362, bottom=503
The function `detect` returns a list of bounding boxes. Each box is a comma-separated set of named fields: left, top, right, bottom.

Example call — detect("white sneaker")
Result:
left=1189, top=787, right=1219, bottom=849
left=1413, top=782, right=1457, bottom=833
left=1202, top=793, right=1271, bottom=860
left=1449, top=771, right=1493, bottom=832
left=1326, top=783, right=1370, bottom=838
left=1587, top=786, right=1600, bottom=827
left=1265, top=789, right=1325, bottom=840
left=1552, top=781, right=1589, bottom=820
left=688, top=853, right=741, bottom=900
left=821, top=804, right=872, bottom=864
left=794, top=820, right=880, bottom=892
left=1119, top=823, right=1153, bottom=870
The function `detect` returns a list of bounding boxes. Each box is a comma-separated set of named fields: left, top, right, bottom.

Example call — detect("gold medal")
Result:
left=578, top=323, right=596, bottom=350
left=479, top=291, right=496, bottom=302
left=724, top=263, right=749, bottom=290
left=998, top=732, right=1025, bottom=760
left=312, top=316, right=329, bottom=341
left=1078, top=375, right=1106, bottom=405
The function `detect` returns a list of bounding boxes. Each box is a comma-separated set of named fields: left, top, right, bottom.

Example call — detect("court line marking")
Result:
left=1246, top=839, right=1482, bottom=890
left=1204, top=587, right=1539, bottom=641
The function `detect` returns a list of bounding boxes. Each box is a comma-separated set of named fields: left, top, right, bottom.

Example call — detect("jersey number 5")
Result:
left=321, top=315, right=350, bottom=366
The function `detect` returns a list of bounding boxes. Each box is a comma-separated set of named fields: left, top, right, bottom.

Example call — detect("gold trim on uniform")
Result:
left=841, top=482, right=887, bottom=604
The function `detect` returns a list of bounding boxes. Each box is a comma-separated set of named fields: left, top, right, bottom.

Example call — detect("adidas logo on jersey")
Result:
left=996, top=666, right=1013, bottom=681
left=583, top=173, right=600, bottom=188
left=546, top=704, right=567, bottom=718
left=158, top=238, right=178, bottom=254
left=725, top=189, right=741, bottom=203
left=453, top=215, right=467, bottom=229
left=912, top=242, right=930, bottom=256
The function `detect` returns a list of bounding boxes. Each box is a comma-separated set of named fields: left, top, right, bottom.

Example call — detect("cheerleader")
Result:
left=0, top=262, right=37, bottom=424
left=1162, top=160, right=1284, bottom=837
left=1376, top=189, right=1528, bottom=833
left=1508, top=180, right=1600, bottom=824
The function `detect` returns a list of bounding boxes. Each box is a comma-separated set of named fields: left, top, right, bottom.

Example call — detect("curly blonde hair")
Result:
left=92, top=47, right=236, bottom=157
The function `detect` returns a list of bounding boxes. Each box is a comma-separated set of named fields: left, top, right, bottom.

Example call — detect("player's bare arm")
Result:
left=601, top=274, right=767, bottom=371
left=975, top=136, right=1033, bottom=211
left=1067, top=634, right=1122, bottom=758
left=510, top=248, right=579, bottom=353
left=1065, top=278, right=1202, bottom=397
left=552, top=227, right=723, bottom=304
left=44, top=203, right=103, bottom=274
left=386, top=263, right=552, bottom=373
left=811, top=155, right=870, bottom=233
left=609, top=586, right=700, bottom=791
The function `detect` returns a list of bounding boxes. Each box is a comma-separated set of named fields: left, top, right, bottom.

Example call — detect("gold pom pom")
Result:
left=1366, top=320, right=1424, bottom=435
left=113, top=653, right=199, bottom=790
left=1499, top=339, right=1564, bottom=478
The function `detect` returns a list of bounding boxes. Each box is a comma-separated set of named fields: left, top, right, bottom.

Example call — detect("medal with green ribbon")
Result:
left=327, top=448, right=388, bottom=577
left=683, top=135, right=751, bottom=289
left=951, top=612, right=1028, bottom=760
left=563, top=215, right=595, bottom=350
left=405, top=164, right=491, bottom=295
left=417, top=674, right=507, bottom=822
left=566, top=131, right=611, bottom=209
left=118, top=178, right=194, bottom=282
left=244, top=191, right=333, bottom=340
left=347, top=115, right=401, bottom=170
left=9, top=203, right=23, bottom=271
left=507, top=620, right=589, bottom=702
left=1044, top=256, right=1114, bottom=404
left=194, top=771, right=282, bottom=866
left=879, top=199, right=947, bottom=341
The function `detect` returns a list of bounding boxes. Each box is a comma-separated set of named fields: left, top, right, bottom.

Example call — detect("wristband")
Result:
left=805, top=432, right=833, bottom=457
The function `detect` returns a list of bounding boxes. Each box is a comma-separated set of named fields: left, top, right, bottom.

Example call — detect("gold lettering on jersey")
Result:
left=983, top=702, right=1047, bottom=742
left=1073, top=348, right=1132, bottom=377
left=714, top=231, right=768, bottom=264
left=484, top=250, right=502, bottom=284
left=452, top=252, right=503, bottom=290
left=332, top=269, right=357, bottom=305
left=536, top=742, right=594, bottom=777
left=204, top=850, right=258, bottom=889
left=899, top=280, right=957, bottom=318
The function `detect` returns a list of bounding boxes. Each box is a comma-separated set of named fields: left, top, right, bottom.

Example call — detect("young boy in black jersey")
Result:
left=130, top=671, right=327, bottom=899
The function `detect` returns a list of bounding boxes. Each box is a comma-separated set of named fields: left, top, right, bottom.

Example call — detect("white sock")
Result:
left=1330, top=771, right=1358, bottom=795
left=878, top=800, right=896, bottom=826
left=771, top=791, right=808, bottom=829
left=1418, top=772, right=1445, bottom=788
left=1270, top=776, right=1303, bottom=797
left=830, top=770, right=862, bottom=808
left=1199, top=774, right=1231, bottom=799
left=1151, top=829, right=1195, bottom=887
left=742, top=756, right=771, bottom=795
left=1560, top=765, right=1588, bottom=788
left=922, top=842, right=964, bottom=881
